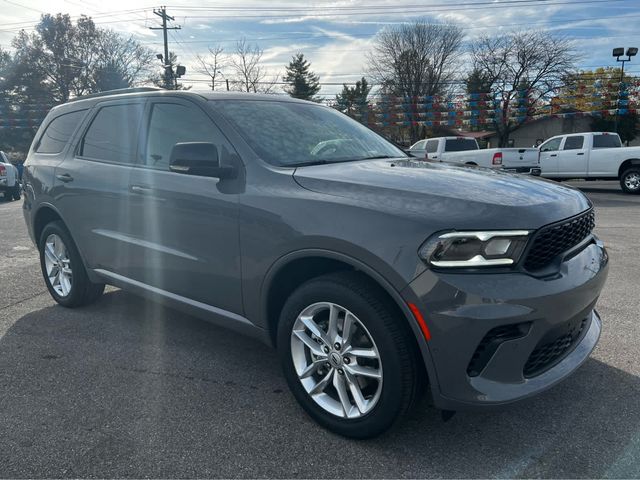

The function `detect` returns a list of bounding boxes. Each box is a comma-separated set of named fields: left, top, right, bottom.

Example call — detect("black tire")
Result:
left=277, top=271, right=423, bottom=438
left=39, top=221, right=105, bottom=307
left=11, top=185, right=20, bottom=200
left=620, top=167, right=640, bottom=194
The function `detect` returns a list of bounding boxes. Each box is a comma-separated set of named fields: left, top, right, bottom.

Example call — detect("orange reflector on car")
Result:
left=408, top=303, right=432, bottom=341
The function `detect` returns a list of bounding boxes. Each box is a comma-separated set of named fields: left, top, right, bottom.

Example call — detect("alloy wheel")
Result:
left=290, top=302, right=383, bottom=419
left=43, top=234, right=73, bottom=297
left=624, top=172, right=640, bottom=191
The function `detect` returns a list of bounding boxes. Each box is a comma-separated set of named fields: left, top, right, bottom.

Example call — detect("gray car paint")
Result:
left=22, top=90, right=608, bottom=410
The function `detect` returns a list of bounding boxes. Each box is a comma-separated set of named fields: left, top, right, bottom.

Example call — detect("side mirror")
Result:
left=169, top=142, right=235, bottom=179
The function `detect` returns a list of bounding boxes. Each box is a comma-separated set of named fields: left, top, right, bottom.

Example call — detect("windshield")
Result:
left=213, top=99, right=406, bottom=167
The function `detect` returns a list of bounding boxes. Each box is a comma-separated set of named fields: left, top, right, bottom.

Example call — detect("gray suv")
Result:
left=22, top=88, right=609, bottom=438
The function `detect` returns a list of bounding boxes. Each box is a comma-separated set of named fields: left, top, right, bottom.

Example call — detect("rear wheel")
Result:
left=620, top=167, right=640, bottom=194
left=39, top=221, right=105, bottom=307
left=277, top=272, right=423, bottom=438
left=11, top=185, right=20, bottom=200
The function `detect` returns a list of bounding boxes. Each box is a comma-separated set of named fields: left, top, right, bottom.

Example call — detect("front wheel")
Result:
left=620, top=167, right=640, bottom=194
left=39, top=221, right=105, bottom=307
left=11, top=185, right=21, bottom=200
left=277, top=272, right=423, bottom=438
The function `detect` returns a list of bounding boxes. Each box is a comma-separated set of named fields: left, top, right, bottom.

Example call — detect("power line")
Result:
left=149, top=6, right=181, bottom=89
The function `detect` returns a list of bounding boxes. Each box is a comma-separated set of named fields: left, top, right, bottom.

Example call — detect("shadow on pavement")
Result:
left=1, top=289, right=639, bottom=478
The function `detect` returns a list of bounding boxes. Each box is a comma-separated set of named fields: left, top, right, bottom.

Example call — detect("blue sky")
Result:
left=1, top=0, right=639, bottom=96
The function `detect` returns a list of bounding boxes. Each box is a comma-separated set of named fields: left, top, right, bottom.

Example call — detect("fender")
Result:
left=259, top=248, right=442, bottom=399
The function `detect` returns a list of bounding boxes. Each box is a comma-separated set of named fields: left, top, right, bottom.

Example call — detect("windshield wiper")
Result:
left=286, top=160, right=333, bottom=167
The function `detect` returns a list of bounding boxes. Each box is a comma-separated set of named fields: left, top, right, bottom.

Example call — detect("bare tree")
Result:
left=368, top=22, right=464, bottom=143
left=93, top=30, right=156, bottom=90
left=471, top=31, right=577, bottom=146
left=229, top=39, right=278, bottom=93
left=196, top=45, right=226, bottom=91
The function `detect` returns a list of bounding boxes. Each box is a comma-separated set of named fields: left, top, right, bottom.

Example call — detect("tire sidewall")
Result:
left=39, top=222, right=86, bottom=307
left=277, top=278, right=408, bottom=438
left=621, top=168, right=640, bottom=194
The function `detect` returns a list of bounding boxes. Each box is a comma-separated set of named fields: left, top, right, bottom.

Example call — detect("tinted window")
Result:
left=81, top=104, right=144, bottom=163
left=426, top=140, right=438, bottom=153
left=444, top=138, right=478, bottom=152
left=540, top=138, right=562, bottom=152
left=593, top=134, right=622, bottom=148
left=563, top=136, right=584, bottom=150
left=145, top=103, right=225, bottom=170
left=36, top=110, right=86, bottom=154
left=214, top=100, right=405, bottom=167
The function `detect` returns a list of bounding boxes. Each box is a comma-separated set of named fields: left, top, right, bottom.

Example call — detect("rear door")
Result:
left=538, top=137, right=563, bottom=176
left=53, top=99, right=146, bottom=277
left=588, top=133, right=623, bottom=176
left=127, top=97, right=243, bottom=314
left=556, top=135, right=587, bottom=176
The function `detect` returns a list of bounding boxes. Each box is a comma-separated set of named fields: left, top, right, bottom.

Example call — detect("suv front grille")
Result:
left=523, top=316, right=588, bottom=377
left=523, top=209, right=595, bottom=271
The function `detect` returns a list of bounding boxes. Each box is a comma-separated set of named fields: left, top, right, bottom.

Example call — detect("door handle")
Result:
left=56, top=173, right=74, bottom=183
left=550, top=154, right=557, bottom=157
left=577, top=152, right=585, bottom=155
left=130, top=185, right=153, bottom=195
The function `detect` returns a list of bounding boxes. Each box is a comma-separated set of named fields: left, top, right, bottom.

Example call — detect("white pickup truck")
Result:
left=538, top=132, right=640, bottom=194
left=408, top=136, right=540, bottom=174
left=0, top=151, right=21, bottom=201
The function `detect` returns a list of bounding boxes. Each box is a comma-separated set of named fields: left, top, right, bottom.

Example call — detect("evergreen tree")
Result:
left=283, top=53, right=320, bottom=101
left=335, top=77, right=371, bottom=119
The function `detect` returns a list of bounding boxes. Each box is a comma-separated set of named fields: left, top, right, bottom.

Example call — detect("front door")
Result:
left=128, top=97, right=244, bottom=315
left=555, top=135, right=588, bottom=176
left=538, top=137, right=563, bottom=176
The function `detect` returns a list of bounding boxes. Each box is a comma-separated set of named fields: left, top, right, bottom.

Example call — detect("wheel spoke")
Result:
left=299, top=314, right=328, bottom=345
left=344, top=370, right=367, bottom=413
left=44, top=245, right=58, bottom=264
left=60, top=273, right=71, bottom=296
left=309, top=368, right=334, bottom=396
left=342, top=313, right=355, bottom=347
left=299, top=358, right=326, bottom=379
left=346, top=348, right=378, bottom=359
left=345, top=363, right=382, bottom=379
left=327, top=304, right=339, bottom=343
left=333, top=371, right=352, bottom=416
left=292, top=329, right=326, bottom=357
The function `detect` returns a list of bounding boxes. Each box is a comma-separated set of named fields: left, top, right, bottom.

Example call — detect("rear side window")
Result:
left=593, top=134, right=622, bottom=148
left=80, top=103, right=144, bottom=163
left=563, top=136, right=584, bottom=150
left=444, top=138, right=477, bottom=152
left=36, top=110, right=86, bottom=154
left=426, top=140, right=438, bottom=153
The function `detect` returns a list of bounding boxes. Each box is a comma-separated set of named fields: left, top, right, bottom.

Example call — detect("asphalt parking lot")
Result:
left=1, top=180, right=639, bottom=478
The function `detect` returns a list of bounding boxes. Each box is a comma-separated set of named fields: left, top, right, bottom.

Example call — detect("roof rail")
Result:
left=67, top=87, right=162, bottom=103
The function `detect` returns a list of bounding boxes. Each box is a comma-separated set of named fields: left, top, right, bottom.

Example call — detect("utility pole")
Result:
left=150, top=6, right=181, bottom=89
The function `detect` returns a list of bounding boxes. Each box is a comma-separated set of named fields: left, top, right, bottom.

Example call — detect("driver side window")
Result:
left=145, top=102, right=227, bottom=170
left=540, top=138, right=562, bottom=152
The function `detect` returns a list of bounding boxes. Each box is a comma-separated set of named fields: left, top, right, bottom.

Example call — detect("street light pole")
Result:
left=612, top=47, right=638, bottom=135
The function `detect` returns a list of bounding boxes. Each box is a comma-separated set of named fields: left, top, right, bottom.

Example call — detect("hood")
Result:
left=293, top=159, right=591, bottom=230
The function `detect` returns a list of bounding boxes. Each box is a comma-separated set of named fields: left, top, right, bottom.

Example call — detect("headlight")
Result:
left=418, top=231, right=531, bottom=268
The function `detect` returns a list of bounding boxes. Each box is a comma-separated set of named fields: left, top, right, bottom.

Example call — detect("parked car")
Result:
left=538, top=132, right=640, bottom=194
left=22, top=88, right=608, bottom=438
left=0, top=150, right=21, bottom=201
left=408, top=136, right=541, bottom=174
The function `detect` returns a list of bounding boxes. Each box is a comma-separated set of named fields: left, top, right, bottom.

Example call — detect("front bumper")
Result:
left=402, top=238, right=608, bottom=410
left=503, top=166, right=542, bottom=176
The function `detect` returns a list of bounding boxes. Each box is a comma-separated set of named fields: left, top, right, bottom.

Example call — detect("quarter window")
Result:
left=80, top=103, right=144, bottom=163
left=36, top=110, right=86, bottom=154
left=145, top=103, right=225, bottom=170
left=563, top=136, right=584, bottom=150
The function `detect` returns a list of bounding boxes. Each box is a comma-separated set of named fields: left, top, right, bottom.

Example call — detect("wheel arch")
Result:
left=262, top=248, right=435, bottom=368
left=33, top=203, right=65, bottom=246
left=618, top=158, right=640, bottom=178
